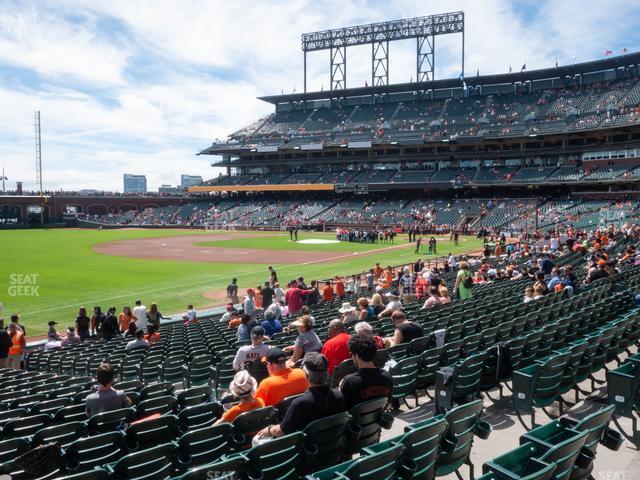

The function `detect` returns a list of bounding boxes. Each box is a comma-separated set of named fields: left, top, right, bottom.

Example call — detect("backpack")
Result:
left=462, top=271, right=474, bottom=289
left=15, top=442, right=61, bottom=476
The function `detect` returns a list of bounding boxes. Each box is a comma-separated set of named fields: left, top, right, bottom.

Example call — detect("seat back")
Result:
left=345, top=397, right=388, bottom=454
left=0, top=437, right=29, bottom=464
left=177, top=402, right=223, bottom=433
left=176, top=423, right=233, bottom=470
left=397, top=416, right=448, bottom=480
left=178, top=385, right=212, bottom=409
left=31, top=421, right=85, bottom=449
left=342, top=443, right=405, bottom=480
left=54, top=404, right=88, bottom=423
left=331, top=359, right=357, bottom=388
left=570, top=404, right=616, bottom=452
left=435, top=399, right=484, bottom=476
left=125, top=414, right=179, bottom=451
left=173, top=456, right=245, bottom=480
left=302, top=412, right=352, bottom=472
left=232, top=406, right=277, bottom=448
left=64, top=431, right=125, bottom=474
left=136, top=395, right=177, bottom=417
left=110, top=442, right=176, bottom=480
left=277, top=394, right=303, bottom=422
left=538, top=429, right=588, bottom=480
left=246, top=431, right=305, bottom=480
left=87, top=407, right=136, bottom=435
left=390, top=356, right=419, bottom=402
left=1, top=413, right=52, bottom=439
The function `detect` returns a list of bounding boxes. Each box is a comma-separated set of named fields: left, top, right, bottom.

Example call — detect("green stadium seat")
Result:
left=389, top=356, right=419, bottom=408
left=175, top=423, right=233, bottom=471
left=435, top=351, right=487, bottom=413
left=1, top=413, right=52, bottom=439
left=171, top=456, right=245, bottom=480
left=0, top=437, right=29, bottom=464
left=63, top=431, right=126, bottom=474
left=300, top=412, right=352, bottom=473
left=106, top=443, right=176, bottom=480
left=482, top=444, right=557, bottom=480
left=177, top=385, right=212, bottom=409
left=31, top=421, right=86, bottom=449
left=177, top=402, right=223, bottom=433
left=125, top=414, right=179, bottom=451
left=245, top=431, right=304, bottom=480
left=606, top=359, right=640, bottom=444
left=86, top=407, right=136, bottom=435
left=343, top=397, right=391, bottom=456
left=305, top=443, right=407, bottom=480
left=231, top=406, right=277, bottom=449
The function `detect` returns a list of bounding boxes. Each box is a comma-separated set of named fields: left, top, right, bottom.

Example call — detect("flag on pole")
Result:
left=605, top=49, right=613, bottom=56
left=509, top=65, right=512, bottom=73
left=521, top=63, right=526, bottom=72
left=555, top=59, right=558, bottom=68
left=365, top=80, right=368, bottom=87
left=476, top=68, right=479, bottom=77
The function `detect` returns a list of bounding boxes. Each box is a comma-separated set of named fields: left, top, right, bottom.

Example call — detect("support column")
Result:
left=417, top=35, right=435, bottom=83
left=372, top=41, right=389, bottom=86
left=330, top=46, right=347, bottom=90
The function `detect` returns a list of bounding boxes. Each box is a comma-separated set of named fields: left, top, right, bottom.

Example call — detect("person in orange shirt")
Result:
left=334, top=277, right=346, bottom=299
left=118, top=306, right=136, bottom=333
left=216, top=370, right=264, bottom=424
left=382, top=268, right=393, bottom=289
left=373, top=263, right=383, bottom=280
left=322, top=282, right=334, bottom=302
left=254, top=348, right=309, bottom=406
left=7, top=322, right=26, bottom=370
left=254, top=286, right=263, bottom=309
left=144, top=325, right=160, bottom=345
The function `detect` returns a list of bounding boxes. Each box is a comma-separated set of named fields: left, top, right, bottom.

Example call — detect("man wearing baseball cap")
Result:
left=256, top=352, right=345, bottom=439
left=233, top=326, right=271, bottom=371
left=254, top=347, right=309, bottom=406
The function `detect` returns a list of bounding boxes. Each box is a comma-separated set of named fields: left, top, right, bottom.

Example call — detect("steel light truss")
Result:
left=301, top=12, right=464, bottom=92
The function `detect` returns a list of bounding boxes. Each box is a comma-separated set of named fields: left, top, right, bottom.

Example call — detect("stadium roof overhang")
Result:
left=258, top=51, right=640, bottom=105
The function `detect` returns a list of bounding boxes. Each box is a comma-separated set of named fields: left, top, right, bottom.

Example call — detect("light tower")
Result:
left=35, top=110, right=45, bottom=223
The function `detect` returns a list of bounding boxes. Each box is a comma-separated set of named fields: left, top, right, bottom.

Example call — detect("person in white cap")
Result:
left=377, top=290, right=402, bottom=318
left=338, top=302, right=358, bottom=324
left=215, top=370, right=263, bottom=424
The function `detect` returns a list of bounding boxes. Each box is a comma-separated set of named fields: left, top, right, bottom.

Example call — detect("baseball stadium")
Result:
left=1, top=7, right=640, bottom=480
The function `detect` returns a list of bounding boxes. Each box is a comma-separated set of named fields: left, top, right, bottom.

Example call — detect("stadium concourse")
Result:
left=1, top=223, right=640, bottom=479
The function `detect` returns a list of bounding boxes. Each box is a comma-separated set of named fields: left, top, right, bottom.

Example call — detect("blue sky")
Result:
left=0, top=0, right=639, bottom=192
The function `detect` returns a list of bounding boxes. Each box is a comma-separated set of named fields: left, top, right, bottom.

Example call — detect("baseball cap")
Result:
left=597, top=259, right=606, bottom=267
left=263, top=347, right=287, bottom=364
left=386, top=290, right=400, bottom=298
left=303, top=352, right=329, bottom=372
left=48, top=321, right=57, bottom=326
left=251, top=326, right=265, bottom=338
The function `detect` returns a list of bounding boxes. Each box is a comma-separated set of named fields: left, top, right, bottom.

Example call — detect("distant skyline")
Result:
left=1, top=0, right=639, bottom=191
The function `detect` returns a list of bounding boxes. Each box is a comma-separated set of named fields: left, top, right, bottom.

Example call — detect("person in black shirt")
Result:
left=91, top=307, right=106, bottom=338
left=268, top=266, right=278, bottom=285
left=227, top=278, right=239, bottom=305
left=340, top=333, right=393, bottom=410
left=260, top=282, right=274, bottom=308
left=100, top=307, right=119, bottom=340
left=0, top=320, right=12, bottom=369
left=383, top=310, right=424, bottom=347
left=76, top=307, right=91, bottom=341
left=255, top=352, right=345, bottom=439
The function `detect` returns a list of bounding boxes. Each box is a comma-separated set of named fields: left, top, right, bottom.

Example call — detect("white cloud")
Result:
left=0, top=0, right=638, bottom=192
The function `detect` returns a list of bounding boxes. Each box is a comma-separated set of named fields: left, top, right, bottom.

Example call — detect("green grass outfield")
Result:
left=0, top=229, right=483, bottom=335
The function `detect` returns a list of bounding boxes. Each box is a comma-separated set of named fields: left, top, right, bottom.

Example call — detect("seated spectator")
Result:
left=421, top=286, right=443, bottom=309
left=383, top=310, right=424, bottom=347
left=62, top=327, right=81, bottom=346
left=547, top=268, right=562, bottom=291
left=340, top=333, right=393, bottom=410
left=183, top=304, right=197, bottom=324
left=533, top=271, right=549, bottom=295
left=357, top=297, right=375, bottom=322
left=215, top=371, right=263, bottom=424
left=237, top=314, right=257, bottom=342
left=233, top=326, right=271, bottom=371
left=255, top=352, right=344, bottom=439
left=261, top=305, right=283, bottom=337
left=144, top=325, right=160, bottom=344
left=354, top=321, right=384, bottom=349
left=124, top=322, right=137, bottom=338
left=44, top=333, right=62, bottom=352
left=370, top=293, right=384, bottom=315
left=439, top=287, right=452, bottom=305
left=300, top=306, right=316, bottom=325
left=338, top=302, right=358, bottom=324
left=227, top=311, right=241, bottom=330
left=284, top=315, right=322, bottom=366
left=118, top=306, right=136, bottom=333
left=220, top=303, right=236, bottom=324
left=125, top=329, right=148, bottom=351
left=523, top=286, right=534, bottom=303
left=321, top=320, right=351, bottom=374
left=532, top=285, right=546, bottom=300
left=377, top=291, right=402, bottom=318
left=285, top=281, right=312, bottom=315
left=254, top=348, right=309, bottom=406
left=147, top=302, right=162, bottom=329
left=85, top=363, right=132, bottom=417
left=47, top=320, right=60, bottom=340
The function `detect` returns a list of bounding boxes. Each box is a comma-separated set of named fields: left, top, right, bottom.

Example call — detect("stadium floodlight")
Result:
left=301, top=12, right=465, bottom=92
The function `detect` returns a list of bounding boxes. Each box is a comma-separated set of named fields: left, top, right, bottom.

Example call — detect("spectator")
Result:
left=321, top=320, right=351, bottom=374
left=132, top=300, right=148, bottom=331
left=334, top=277, right=346, bottom=299
left=47, top=321, right=60, bottom=339
left=322, top=282, right=334, bottom=302
left=533, top=271, right=550, bottom=295
left=261, top=282, right=275, bottom=308
left=273, top=282, right=285, bottom=305
left=533, top=285, right=546, bottom=300
left=220, top=303, right=236, bottom=324
left=455, top=261, right=473, bottom=300
left=587, top=260, right=609, bottom=283
left=124, top=323, right=137, bottom=338
left=183, top=304, right=197, bottom=324
left=255, top=352, right=344, bottom=439
left=340, top=333, right=393, bottom=410
left=370, top=293, right=384, bottom=315
left=91, top=306, right=106, bottom=337
left=354, top=321, right=384, bottom=349
left=357, top=297, right=375, bottom=322
left=85, top=363, right=132, bottom=417
left=237, top=314, right=257, bottom=342
left=244, top=289, right=257, bottom=321
left=284, top=315, right=322, bottom=366
left=9, top=314, right=25, bottom=335
left=62, top=327, right=81, bottom=346
left=227, top=311, right=242, bottom=330
left=268, top=266, right=278, bottom=285
left=306, top=280, right=321, bottom=306
left=261, top=305, right=283, bottom=337
left=75, top=307, right=91, bottom=341
left=125, top=329, right=148, bottom=351
left=227, top=278, right=240, bottom=305
left=118, top=306, right=136, bottom=333
left=338, top=302, right=358, bottom=324
left=547, top=268, right=562, bottom=291
left=234, top=326, right=271, bottom=371
left=144, top=325, right=160, bottom=344
left=6, top=322, right=25, bottom=370
left=147, top=302, right=162, bottom=329
left=254, top=348, right=309, bottom=406
left=523, top=286, right=534, bottom=303
left=215, top=371, right=263, bottom=424
left=421, top=286, right=443, bottom=309
left=439, top=287, right=452, bottom=305
left=101, top=307, right=119, bottom=340
left=285, top=281, right=313, bottom=315
left=539, top=254, right=555, bottom=275
left=383, top=310, right=424, bottom=347
left=0, top=321, right=11, bottom=368
left=377, top=291, right=402, bottom=318
left=44, top=333, right=62, bottom=352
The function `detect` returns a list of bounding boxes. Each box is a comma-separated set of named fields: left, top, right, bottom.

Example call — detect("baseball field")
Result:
left=1, top=228, right=483, bottom=335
